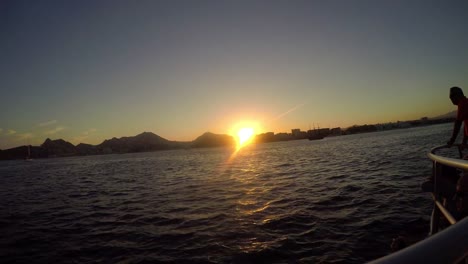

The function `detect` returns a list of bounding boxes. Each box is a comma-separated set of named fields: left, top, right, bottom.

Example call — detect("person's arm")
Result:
left=448, top=119, right=463, bottom=146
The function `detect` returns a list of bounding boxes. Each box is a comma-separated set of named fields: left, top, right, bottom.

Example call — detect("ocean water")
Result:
left=0, top=123, right=455, bottom=263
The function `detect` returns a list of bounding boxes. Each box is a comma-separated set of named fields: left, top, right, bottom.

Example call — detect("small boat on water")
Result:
left=307, top=133, right=324, bottom=141
left=371, top=144, right=468, bottom=263
left=25, top=145, right=33, bottom=161
left=307, top=126, right=324, bottom=141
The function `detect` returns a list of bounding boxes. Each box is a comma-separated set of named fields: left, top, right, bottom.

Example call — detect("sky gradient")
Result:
left=1, top=0, right=468, bottom=149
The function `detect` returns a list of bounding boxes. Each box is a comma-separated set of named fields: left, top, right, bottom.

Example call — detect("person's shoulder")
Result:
left=461, top=97, right=468, bottom=106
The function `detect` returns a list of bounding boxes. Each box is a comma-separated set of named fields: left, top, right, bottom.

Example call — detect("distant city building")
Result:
left=255, top=132, right=275, bottom=143
left=275, top=133, right=291, bottom=141
left=396, top=121, right=411, bottom=128
left=291, top=129, right=301, bottom=138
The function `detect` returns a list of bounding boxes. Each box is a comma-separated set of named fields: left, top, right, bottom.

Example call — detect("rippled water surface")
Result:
left=0, top=124, right=454, bottom=263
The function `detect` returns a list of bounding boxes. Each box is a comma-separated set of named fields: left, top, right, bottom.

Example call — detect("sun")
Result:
left=237, top=127, right=255, bottom=148
left=228, top=121, right=262, bottom=151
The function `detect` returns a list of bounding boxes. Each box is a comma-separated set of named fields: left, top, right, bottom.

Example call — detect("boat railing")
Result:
left=427, top=144, right=467, bottom=233
left=370, top=144, right=468, bottom=263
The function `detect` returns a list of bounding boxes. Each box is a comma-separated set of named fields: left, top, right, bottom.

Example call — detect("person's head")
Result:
left=450, top=86, right=464, bottom=105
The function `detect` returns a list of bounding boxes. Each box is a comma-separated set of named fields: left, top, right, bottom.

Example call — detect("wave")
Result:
left=0, top=124, right=450, bottom=263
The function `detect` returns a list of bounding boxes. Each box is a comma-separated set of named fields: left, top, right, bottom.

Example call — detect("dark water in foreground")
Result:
left=0, top=124, right=453, bottom=263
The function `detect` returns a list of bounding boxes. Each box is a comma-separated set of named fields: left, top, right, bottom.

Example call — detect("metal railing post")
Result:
left=431, top=160, right=440, bottom=235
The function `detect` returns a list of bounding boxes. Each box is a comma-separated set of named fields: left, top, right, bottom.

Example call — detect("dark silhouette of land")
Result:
left=0, top=131, right=236, bottom=160
left=0, top=115, right=455, bottom=160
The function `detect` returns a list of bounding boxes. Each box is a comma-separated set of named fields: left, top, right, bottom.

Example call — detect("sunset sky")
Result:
left=1, top=0, right=467, bottom=149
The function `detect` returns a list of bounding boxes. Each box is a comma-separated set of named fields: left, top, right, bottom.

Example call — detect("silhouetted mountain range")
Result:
left=98, top=132, right=181, bottom=154
left=0, top=132, right=236, bottom=160
left=192, top=132, right=236, bottom=148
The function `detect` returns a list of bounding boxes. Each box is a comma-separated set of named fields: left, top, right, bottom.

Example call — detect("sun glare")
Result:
left=237, top=127, right=255, bottom=148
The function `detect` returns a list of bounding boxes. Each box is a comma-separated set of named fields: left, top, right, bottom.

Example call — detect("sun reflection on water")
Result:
left=224, top=150, right=285, bottom=254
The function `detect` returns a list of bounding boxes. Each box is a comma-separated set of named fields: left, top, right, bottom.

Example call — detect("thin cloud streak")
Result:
left=17, top=132, right=34, bottom=141
left=272, top=103, right=306, bottom=121
left=37, top=120, right=58, bottom=127
left=71, top=128, right=98, bottom=144
left=44, top=126, right=65, bottom=135
left=83, top=128, right=97, bottom=135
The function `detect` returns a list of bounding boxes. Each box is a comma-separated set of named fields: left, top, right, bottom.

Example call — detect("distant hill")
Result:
left=42, top=138, right=77, bottom=156
left=76, top=143, right=99, bottom=155
left=431, top=111, right=456, bottom=120
left=192, top=132, right=235, bottom=148
left=0, top=145, right=48, bottom=160
left=0, top=131, right=236, bottom=160
left=98, top=132, right=187, bottom=153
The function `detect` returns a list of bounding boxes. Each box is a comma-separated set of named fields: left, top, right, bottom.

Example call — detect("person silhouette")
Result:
left=447, top=86, right=468, bottom=147
left=422, top=86, right=468, bottom=193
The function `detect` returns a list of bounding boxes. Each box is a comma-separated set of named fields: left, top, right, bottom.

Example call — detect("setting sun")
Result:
left=228, top=121, right=262, bottom=151
left=237, top=127, right=255, bottom=148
